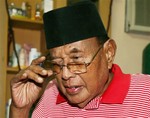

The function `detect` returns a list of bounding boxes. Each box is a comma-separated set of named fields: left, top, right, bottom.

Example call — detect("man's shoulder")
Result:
left=130, top=73, right=150, bottom=89
left=124, top=73, right=150, bottom=103
left=131, top=73, right=150, bottom=81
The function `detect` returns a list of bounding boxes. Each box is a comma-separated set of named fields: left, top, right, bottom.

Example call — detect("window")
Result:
left=125, top=0, right=150, bottom=34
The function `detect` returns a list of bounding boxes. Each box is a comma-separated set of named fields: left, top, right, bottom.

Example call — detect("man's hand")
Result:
left=10, top=56, right=53, bottom=117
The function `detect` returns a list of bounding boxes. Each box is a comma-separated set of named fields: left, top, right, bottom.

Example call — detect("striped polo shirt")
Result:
left=32, top=64, right=150, bottom=117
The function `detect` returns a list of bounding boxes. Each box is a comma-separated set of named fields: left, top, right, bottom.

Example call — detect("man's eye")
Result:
left=51, top=63, right=62, bottom=67
left=72, top=56, right=81, bottom=60
left=51, top=59, right=63, bottom=65
left=74, top=56, right=80, bottom=59
left=71, top=55, right=85, bottom=63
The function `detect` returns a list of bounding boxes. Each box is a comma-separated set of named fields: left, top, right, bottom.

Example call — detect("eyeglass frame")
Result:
left=41, top=45, right=103, bottom=75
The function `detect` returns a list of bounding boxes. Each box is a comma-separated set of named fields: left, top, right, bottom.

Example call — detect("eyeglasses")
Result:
left=41, top=45, right=103, bottom=75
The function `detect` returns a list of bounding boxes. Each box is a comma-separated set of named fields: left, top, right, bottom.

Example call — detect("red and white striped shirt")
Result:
left=32, top=64, right=150, bottom=117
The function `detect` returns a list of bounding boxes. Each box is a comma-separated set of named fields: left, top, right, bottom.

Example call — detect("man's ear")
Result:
left=103, top=39, right=117, bottom=69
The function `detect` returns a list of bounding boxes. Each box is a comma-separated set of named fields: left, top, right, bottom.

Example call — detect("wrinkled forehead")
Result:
left=49, top=37, right=99, bottom=56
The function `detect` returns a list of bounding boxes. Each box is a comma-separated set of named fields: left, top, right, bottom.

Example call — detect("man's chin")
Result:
left=66, top=95, right=89, bottom=108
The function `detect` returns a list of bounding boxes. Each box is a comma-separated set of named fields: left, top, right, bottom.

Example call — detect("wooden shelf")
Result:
left=11, top=16, right=43, bottom=30
left=7, top=67, right=19, bottom=73
left=5, top=1, right=67, bottom=112
left=11, top=16, right=43, bottom=24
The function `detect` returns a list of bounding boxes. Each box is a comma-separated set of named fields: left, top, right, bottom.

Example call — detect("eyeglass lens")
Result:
left=43, top=62, right=87, bottom=74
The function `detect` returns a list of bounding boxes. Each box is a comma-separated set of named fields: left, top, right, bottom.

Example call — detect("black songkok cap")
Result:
left=43, top=0, right=109, bottom=49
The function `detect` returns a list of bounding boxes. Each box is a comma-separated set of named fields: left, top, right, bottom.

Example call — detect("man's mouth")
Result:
left=65, top=85, right=83, bottom=95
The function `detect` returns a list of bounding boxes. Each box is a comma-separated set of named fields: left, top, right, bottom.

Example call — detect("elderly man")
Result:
left=10, top=1, right=150, bottom=117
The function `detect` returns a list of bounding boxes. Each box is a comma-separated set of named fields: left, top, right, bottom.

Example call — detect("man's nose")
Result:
left=62, top=66, right=75, bottom=80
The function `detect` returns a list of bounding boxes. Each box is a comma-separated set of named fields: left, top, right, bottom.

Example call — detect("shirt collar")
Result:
left=100, top=64, right=130, bottom=103
left=56, top=64, right=131, bottom=108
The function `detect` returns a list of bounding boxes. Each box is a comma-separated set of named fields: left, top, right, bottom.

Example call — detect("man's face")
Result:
left=49, top=37, right=115, bottom=108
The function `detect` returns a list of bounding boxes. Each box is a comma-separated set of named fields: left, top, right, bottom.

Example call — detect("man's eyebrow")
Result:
left=45, top=53, right=53, bottom=60
left=69, top=48, right=83, bottom=53
left=46, top=53, right=63, bottom=60
left=46, top=48, right=83, bottom=60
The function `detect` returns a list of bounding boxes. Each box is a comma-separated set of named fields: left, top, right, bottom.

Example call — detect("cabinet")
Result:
left=0, top=1, right=7, bottom=118
left=6, top=0, right=67, bottom=108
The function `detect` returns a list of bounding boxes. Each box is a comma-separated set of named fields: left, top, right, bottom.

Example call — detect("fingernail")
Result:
left=22, top=73, right=27, bottom=77
left=42, top=70, right=47, bottom=75
left=47, top=70, right=52, bottom=75
left=38, top=77, right=43, bottom=83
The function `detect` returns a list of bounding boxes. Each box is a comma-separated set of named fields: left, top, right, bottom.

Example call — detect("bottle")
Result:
left=43, top=0, right=53, bottom=13
left=8, top=2, right=15, bottom=16
left=29, top=48, right=38, bottom=65
left=10, top=3, right=17, bottom=16
left=19, top=48, right=27, bottom=69
left=12, top=44, right=21, bottom=68
left=6, top=99, right=12, bottom=118
left=26, top=2, right=31, bottom=18
left=40, top=0, right=44, bottom=16
left=35, top=3, right=41, bottom=20
left=21, top=2, right=27, bottom=16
